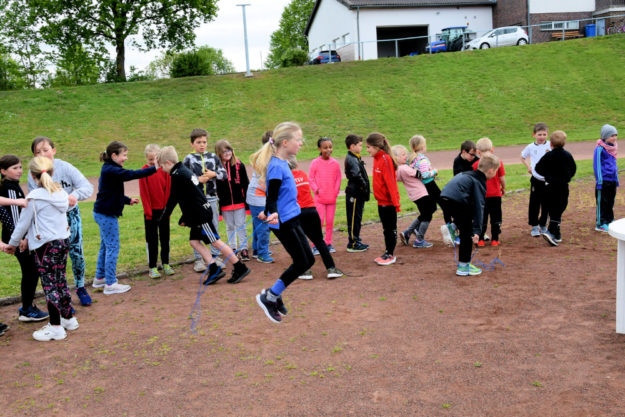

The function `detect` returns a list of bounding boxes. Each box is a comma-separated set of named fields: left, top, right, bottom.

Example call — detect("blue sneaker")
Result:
left=311, top=246, right=320, bottom=256
left=256, top=255, right=274, bottom=263
left=595, top=224, right=609, bottom=233
left=454, top=236, right=461, bottom=246
left=327, top=244, right=336, bottom=253
left=412, top=239, right=433, bottom=248
left=76, top=287, right=92, bottom=306
left=18, top=305, right=49, bottom=322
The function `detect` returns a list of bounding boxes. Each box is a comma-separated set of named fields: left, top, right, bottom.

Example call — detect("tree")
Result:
left=0, top=52, right=27, bottom=90
left=266, top=0, right=314, bottom=69
left=43, top=44, right=104, bottom=87
left=170, top=46, right=234, bottom=78
left=26, top=0, right=219, bottom=81
left=278, top=48, right=309, bottom=68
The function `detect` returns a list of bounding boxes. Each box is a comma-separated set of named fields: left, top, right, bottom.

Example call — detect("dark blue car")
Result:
left=308, top=50, right=341, bottom=64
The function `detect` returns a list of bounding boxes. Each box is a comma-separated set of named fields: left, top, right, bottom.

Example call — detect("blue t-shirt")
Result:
left=266, top=157, right=300, bottom=229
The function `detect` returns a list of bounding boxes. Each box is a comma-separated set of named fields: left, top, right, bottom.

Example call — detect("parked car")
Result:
left=465, top=26, right=528, bottom=49
left=308, top=50, right=341, bottom=64
left=425, top=26, right=476, bottom=53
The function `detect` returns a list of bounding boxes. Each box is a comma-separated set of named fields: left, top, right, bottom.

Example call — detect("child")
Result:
left=535, top=130, right=577, bottom=246
left=6, top=156, right=78, bottom=341
left=92, top=141, right=157, bottom=294
left=406, top=135, right=441, bottom=246
left=252, top=122, right=315, bottom=323
left=594, top=124, right=619, bottom=232
left=472, top=138, right=505, bottom=246
left=215, top=139, right=250, bottom=260
left=440, top=153, right=500, bottom=276
left=29, top=136, right=94, bottom=306
left=246, top=131, right=274, bottom=263
left=392, top=144, right=431, bottom=248
left=366, top=132, right=400, bottom=266
left=290, top=156, right=344, bottom=280
left=139, top=144, right=174, bottom=279
left=521, top=123, right=550, bottom=237
left=157, top=146, right=250, bottom=285
left=308, top=137, right=341, bottom=254
left=0, top=155, right=48, bottom=322
left=183, top=128, right=227, bottom=272
left=344, top=134, right=370, bottom=252
left=453, top=140, right=478, bottom=176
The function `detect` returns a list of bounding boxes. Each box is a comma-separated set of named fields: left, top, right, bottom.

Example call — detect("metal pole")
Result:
left=357, top=7, right=361, bottom=60
left=527, top=0, right=532, bottom=44
left=395, top=39, right=398, bottom=57
left=237, top=4, right=252, bottom=77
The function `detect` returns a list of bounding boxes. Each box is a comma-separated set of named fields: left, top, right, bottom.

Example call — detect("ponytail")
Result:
left=101, top=141, right=128, bottom=162
left=29, top=156, right=61, bottom=194
left=366, top=132, right=398, bottom=169
left=250, top=121, right=302, bottom=181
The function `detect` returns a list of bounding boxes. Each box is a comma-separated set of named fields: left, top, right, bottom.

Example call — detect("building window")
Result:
left=540, top=21, right=580, bottom=31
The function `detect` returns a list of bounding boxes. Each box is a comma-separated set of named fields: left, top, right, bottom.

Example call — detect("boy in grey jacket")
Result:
left=29, top=137, right=94, bottom=306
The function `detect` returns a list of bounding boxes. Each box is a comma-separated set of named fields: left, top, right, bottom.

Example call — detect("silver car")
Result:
left=465, top=26, right=529, bottom=49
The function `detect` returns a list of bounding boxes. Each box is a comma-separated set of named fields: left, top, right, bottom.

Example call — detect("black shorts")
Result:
left=189, top=222, right=220, bottom=244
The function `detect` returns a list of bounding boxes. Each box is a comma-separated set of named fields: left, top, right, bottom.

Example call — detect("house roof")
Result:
left=305, top=0, right=496, bottom=35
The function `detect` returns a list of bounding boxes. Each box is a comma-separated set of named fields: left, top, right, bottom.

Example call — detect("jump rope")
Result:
left=450, top=234, right=505, bottom=272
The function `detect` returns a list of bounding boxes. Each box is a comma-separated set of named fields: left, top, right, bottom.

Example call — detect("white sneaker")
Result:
left=441, top=225, right=453, bottom=246
left=61, top=317, right=79, bottom=331
left=33, top=323, right=67, bottom=341
left=193, top=260, right=206, bottom=273
left=298, top=270, right=313, bottom=280
left=103, top=282, right=131, bottom=295
left=214, top=256, right=226, bottom=268
left=92, top=278, right=106, bottom=288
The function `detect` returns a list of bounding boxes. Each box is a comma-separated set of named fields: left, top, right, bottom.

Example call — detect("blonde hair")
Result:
left=144, top=144, right=160, bottom=156
left=550, top=130, right=567, bottom=148
left=409, top=135, right=426, bottom=153
left=215, top=139, right=238, bottom=166
left=366, top=132, right=397, bottom=169
left=477, top=153, right=500, bottom=173
left=29, top=156, right=61, bottom=193
left=157, top=146, right=179, bottom=165
left=390, top=145, right=408, bottom=164
left=250, top=122, right=302, bottom=181
left=475, top=137, right=493, bottom=153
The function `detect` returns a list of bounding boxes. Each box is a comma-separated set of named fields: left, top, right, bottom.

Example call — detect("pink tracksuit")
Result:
left=309, top=156, right=341, bottom=246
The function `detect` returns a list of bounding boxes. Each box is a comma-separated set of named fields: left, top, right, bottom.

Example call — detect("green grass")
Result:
left=0, top=158, right=609, bottom=298
left=1, top=36, right=624, bottom=177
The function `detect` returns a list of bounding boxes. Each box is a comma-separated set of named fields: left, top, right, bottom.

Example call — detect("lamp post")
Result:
left=237, top=3, right=252, bottom=77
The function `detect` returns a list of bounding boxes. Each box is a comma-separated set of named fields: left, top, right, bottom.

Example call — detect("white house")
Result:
left=305, top=0, right=497, bottom=61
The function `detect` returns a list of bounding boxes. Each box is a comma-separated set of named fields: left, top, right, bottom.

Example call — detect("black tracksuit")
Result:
left=535, top=147, right=577, bottom=238
left=440, top=170, right=487, bottom=263
left=344, top=151, right=370, bottom=247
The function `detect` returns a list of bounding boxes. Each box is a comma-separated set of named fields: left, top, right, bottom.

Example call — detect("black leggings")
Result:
left=440, top=198, right=473, bottom=263
left=144, top=209, right=170, bottom=268
left=299, top=207, right=335, bottom=269
left=378, top=205, right=397, bottom=256
left=271, top=216, right=315, bottom=287
left=17, top=249, right=39, bottom=310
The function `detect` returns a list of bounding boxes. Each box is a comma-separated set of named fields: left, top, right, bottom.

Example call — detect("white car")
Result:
left=465, top=26, right=528, bottom=50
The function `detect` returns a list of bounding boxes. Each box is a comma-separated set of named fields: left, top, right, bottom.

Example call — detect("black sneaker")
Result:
left=347, top=242, right=369, bottom=253
left=203, top=263, right=226, bottom=285
left=228, top=262, right=250, bottom=284
left=240, top=249, right=250, bottom=262
left=0, top=322, right=8, bottom=336
left=542, top=231, right=558, bottom=247
left=262, top=288, right=287, bottom=316
left=256, top=290, right=282, bottom=323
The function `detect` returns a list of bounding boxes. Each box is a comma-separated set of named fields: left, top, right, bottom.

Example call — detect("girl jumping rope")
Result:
left=252, top=122, right=315, bottom=323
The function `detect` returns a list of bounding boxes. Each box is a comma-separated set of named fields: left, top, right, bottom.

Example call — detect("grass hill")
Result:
left=1, top=35, right=624, bottom=177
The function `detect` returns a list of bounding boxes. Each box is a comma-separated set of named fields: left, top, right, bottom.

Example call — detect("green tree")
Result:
left=0, top=51, right=27, bottom=90
left=44, top=44, right=104, bottom=87
left=25, top=0, right=219, bottom=81
left=170, top=46, right=234, bottom=78
left=278, top=48, right=309, bottom=68
left=266, top=0, right=314, bottom=69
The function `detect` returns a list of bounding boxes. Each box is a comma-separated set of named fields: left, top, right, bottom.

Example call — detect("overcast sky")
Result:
left=124, top=0, right=292, bottom=73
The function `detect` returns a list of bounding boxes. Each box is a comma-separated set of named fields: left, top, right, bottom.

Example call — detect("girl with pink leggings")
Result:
left=308, top=137, right=341, bottom=253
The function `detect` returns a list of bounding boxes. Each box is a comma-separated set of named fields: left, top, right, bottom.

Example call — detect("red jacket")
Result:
left=292, top=169, right=315, bottom=208
left=372, top=151, right=400, bottom=211
left=139, top=165, right=171, bottom=219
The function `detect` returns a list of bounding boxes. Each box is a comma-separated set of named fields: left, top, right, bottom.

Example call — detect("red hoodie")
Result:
left=372, top=150, right=400, bottom=212
left=139, top=165, right=171, bottom=219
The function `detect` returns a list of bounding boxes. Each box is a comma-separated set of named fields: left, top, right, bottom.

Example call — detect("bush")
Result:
left=170, top=46, right=234, bottom=78
left=279, top=48, right=308, bottom=68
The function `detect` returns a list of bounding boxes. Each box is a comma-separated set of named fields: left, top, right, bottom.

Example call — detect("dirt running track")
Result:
left=83, top=140, right=599, bottom=200
left=2, top=174, right=625, bottom=416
